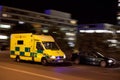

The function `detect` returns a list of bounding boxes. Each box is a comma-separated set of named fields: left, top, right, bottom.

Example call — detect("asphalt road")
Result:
left=0, top=51, right=120, bottom=80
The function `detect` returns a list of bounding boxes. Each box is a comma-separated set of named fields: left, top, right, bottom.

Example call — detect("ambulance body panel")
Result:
left=10, top=33, right=66, bottom=65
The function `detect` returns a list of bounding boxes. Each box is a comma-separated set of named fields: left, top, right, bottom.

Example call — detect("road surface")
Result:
left=0, top=51, right=120, bottom=80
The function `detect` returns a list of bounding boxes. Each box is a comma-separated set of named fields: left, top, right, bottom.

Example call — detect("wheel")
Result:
left=16, top=56, right=20, bottom=62
left=74, top=58, right=80, bottom=65
left=100, top=61, right=107, bottom=67
left=41, top=58, right=48, bottom=66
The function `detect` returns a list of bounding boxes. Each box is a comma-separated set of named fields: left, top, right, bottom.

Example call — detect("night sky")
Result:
left=0, top=0, right=118, bottom=24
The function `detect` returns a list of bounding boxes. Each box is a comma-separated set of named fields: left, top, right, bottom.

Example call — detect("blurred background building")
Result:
left=117, top=0, right=120, bottom=25
left=76, top=23, right=120, bottom=60
left=0, top=5, right=77, bottom=50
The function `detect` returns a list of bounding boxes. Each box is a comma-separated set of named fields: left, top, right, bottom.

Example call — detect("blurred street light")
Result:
left=0, top=35, right=8, bottom=39
left=18, top=21, right=25, bottom=24
left=70, top=20, right=77, bottom=25
left=0, top=24, right=11, bottom=29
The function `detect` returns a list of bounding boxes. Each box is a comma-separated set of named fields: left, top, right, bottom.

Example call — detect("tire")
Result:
left=16, top=56, right=20, bottom=62
left=41, top=58, right=48, bottom=66
left=74, top=58, right=80, bottom=65
left=100, top=61, right=107, bottom=67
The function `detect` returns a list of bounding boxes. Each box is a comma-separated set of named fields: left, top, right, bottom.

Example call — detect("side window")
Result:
left=17, top=40, right=23, bottom=45
left=88, top=52, right=97, bottom=58
left=36, top=42, right=43, bottom=50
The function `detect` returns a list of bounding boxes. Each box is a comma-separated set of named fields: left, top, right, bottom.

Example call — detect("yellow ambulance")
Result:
left=10, top=33, right=66, bottom=65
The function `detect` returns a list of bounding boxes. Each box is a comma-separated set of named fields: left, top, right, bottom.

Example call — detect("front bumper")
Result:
left=47, top=58, right=65, bottom=63
left=107, top=59, right=116, bottom=66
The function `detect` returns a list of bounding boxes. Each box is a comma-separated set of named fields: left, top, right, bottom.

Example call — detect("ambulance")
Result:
left=10, top=33, right=66, bottom=65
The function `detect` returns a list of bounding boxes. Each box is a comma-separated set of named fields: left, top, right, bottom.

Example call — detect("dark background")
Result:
left=0, top=0, right=118, bottom=24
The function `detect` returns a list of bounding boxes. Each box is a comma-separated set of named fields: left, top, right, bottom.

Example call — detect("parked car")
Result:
left=71, top=51, right=116, bottom=67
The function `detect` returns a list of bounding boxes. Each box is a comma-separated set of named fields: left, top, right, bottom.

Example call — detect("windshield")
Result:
left=96, top=52, right=104, bottom=57
left=42, top=42, right=59, bottom=50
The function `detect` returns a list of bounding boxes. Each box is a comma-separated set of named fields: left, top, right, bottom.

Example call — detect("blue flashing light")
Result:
left=0, top=5, right=3, bottom=11
left=44, top=10, right=51, bottom=15
left=78, top=23, right=105, bottom=30
left=57, top=56, right=60, bottom=60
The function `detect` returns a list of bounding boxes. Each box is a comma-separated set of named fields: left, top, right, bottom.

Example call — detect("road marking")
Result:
left=0, top=65, right=63, bottom=80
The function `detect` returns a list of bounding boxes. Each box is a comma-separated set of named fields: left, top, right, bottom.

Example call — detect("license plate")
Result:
left=58, top=60, right=63, bottom=62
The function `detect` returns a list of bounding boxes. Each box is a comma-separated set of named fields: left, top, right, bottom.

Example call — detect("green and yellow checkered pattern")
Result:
left=10, top=47, right=34, bottom=57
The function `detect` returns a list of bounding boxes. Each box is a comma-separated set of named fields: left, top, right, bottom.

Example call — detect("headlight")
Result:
left=63, top=55, right=66, bottom=59
left=50, top=56, right=56, bottom=59
left=109, top=58, right=116, bottom=64
left=108, top=60, right=113, bottom=63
